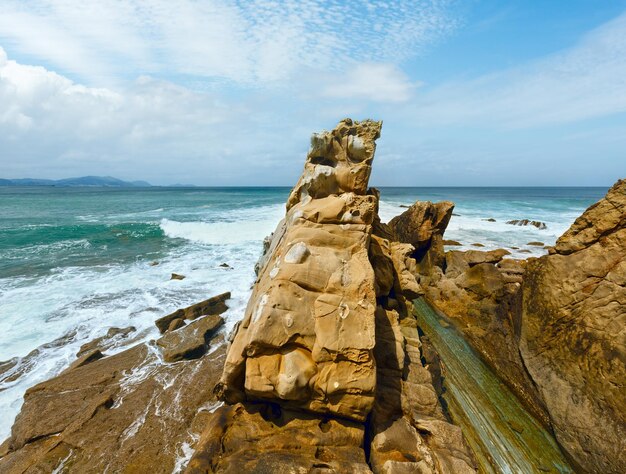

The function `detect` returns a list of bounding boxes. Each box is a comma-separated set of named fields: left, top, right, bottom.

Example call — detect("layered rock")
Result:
left=520, top=179, right=626, bottom=473
left=194, top=119, right=474, bottom=472
left=0, top=303, right=229, bottom=473
left=219, top=119, right=382, bottom=420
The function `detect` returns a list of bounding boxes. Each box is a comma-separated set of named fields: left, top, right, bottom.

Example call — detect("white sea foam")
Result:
left=160, top=205, right=283, bottom=245
left=0, top=224, right=264, bottom=439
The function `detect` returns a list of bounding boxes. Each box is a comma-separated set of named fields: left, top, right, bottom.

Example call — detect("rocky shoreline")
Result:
left=0, top=120, right=623, bottom=473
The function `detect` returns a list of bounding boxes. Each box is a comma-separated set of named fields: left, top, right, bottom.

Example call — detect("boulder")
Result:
left=388, top=200, right=454, bottom=263
left=170, top=273, right=186, bottom=280
left=155, top=292, right=230, bottom=333
left=157, top=314, right=224, bottom=362
left=520, top=179, right=626, bottom=473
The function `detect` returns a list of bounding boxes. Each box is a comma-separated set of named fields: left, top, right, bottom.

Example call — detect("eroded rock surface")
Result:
left=195, top=119, right=474, bottom=473
left=0, top=303, right=228, bottom=473
left=520, top=178, right=626, bottom=473
left=219, top=119, right=382, bottom=420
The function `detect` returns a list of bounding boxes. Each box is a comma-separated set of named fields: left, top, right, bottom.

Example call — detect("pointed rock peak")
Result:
left=287, top=118, right=382, bottom=211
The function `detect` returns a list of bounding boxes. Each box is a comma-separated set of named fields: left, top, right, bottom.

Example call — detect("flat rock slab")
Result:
left=157, top=314, right=224, bottom=362
left=0, top=336, right=227, bottom=474
left=155, top=292, right=230, bottom=333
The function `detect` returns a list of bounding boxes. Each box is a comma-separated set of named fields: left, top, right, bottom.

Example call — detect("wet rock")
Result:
left=471, top=243, right=485, bottom=247
left=170, top=273, right=186, bottom=280
left=155, top=292, right=230, bottom=334
left=67, top=349, right=104, bottom=371
left=483, top=218, right=496, bottom=222
left=520, top=179, right=626, bottom=473
left=167, top=318, right=186, bottom=332
left=156, top=314, right=224, bottom=363
left=0, top=333, right=227, bottom=473
left=149, top=261, right=159, bottom=266
left=506, top=219, right=547, bottom=229
left=76, top=326, right=136, bottom=358
left=443, top=239, right=462, bottom=246
left=526, top=241, right=544, bottom=246
left=219, top=263, right=231, bottom=268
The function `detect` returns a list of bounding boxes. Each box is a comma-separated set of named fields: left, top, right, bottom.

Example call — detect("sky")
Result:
left=0, top=0, right=625, bottom=186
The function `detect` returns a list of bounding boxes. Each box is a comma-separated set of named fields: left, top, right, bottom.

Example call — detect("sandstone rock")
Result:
left=526, top=241, right=544, bottom=246
left=76, top=326, right=135, bottom=357
left=425, top=249, right=549, bottom=428
left=156, top=314, right=224, bottom=362
left=171, top=273, right=186, bottom=280
left=185, top=403, right=371, bottom=473
left=506, top=219, right=547, bottom=230
left=443, top=239, right=461, bottom=246
left=167, top=317, right=186, bottom=332
left=67, top=349, right=104, bottom=371
left=554, top=179, right=626, bottom=255
left=0, top=334, right=227, bottom=473
left=219, top=119, right=382, bottom=421
left=388, top=200, right=454, bottom=262
left=471, top=243, right=484, bottom=247
left=155, top=292, right=230, bottom=333
left=520, top=179, right=626, bottom=473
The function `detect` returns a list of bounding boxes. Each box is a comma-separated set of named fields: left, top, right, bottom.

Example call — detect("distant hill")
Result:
left=0, top=176, right=152, bottom=187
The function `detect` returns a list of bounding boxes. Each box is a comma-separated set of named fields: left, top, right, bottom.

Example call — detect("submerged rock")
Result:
left=520, top=179, right=626, bottom=473
left=171, top=273, right=186, bottom=280
left=506, top=219, right=547, bottom=229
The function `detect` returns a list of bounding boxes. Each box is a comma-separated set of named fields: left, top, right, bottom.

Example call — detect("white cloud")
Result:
left=408, top=11, right=626, bottom=128
left=0, top=0, right=457, bottom=86
left=319, top=63, right=419, bottom=103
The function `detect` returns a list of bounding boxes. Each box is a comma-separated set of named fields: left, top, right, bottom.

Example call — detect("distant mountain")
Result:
left=0, top=176, right=152, bottom=187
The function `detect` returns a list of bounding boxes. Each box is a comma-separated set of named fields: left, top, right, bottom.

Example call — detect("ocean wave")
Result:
left=160, top=215, right=281, bottom=245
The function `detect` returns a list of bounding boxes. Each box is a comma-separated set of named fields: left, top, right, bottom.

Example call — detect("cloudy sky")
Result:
left=1, top=0, right=625, bottom=186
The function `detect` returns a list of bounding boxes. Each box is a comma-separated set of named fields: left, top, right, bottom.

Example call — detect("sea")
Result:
left=0, top=185, right=608, bottom=440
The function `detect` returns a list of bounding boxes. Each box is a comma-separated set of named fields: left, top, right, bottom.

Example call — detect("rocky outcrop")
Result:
left=520, top=179, right=626, bottom=473
left=219, top=119, right=382, bottom=420
left=0, top=304, right=229, bottom=473
left=506, top=219, right=547, bottom=229
left=193, top=119, right=474, bottom=472
left=422, top=254, right=550, bottom=427
left=388, top=200, right=454, bottom=270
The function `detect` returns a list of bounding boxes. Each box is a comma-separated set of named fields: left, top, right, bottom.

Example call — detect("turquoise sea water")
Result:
left=0, top=185, right=608, bottom=440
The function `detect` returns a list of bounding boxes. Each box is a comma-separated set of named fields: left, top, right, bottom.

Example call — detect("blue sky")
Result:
left=0, top=0, right=625, bottom=186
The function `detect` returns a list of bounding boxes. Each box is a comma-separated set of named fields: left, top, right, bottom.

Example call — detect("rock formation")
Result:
left=520, top=178, right=626, bottom=473
left=0, top=300, right=229, bottom=473
left=193, top=119, right=475, bottom=472
left=405, top=179, right=625, bottom=472
left=388, top=200, right=454, bottom=271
